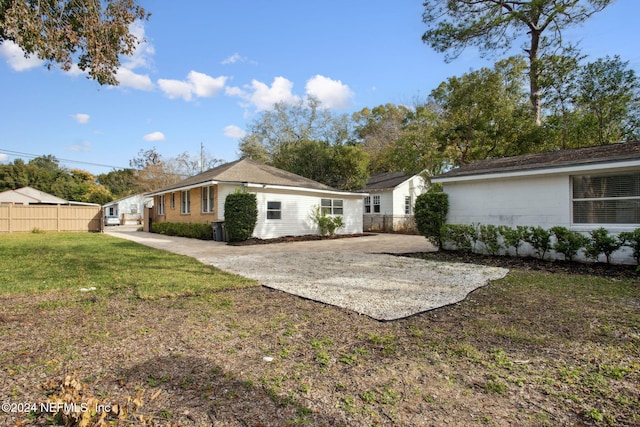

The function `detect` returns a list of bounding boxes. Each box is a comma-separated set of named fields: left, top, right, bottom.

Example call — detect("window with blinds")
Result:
left=572, top=172, right=640, bottom=224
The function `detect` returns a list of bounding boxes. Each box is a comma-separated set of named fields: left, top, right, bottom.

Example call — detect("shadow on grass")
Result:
left=121, top=355, right=346, bottom=426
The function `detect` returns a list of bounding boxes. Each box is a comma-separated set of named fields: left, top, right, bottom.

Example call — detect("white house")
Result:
left=358, top=172, right=428, bottom=232
left=431, top=141, right=640, bottom=263
left=103, top=194, right=150, bottom=225
left=147, top=158, right=365, bottom=239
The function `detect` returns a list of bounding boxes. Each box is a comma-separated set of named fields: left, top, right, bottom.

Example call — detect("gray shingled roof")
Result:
left=360, top=172, right=410, bottom=191
left=149, top=158, right=338, bottom=194
left=434, top=141, right=640, bottom=180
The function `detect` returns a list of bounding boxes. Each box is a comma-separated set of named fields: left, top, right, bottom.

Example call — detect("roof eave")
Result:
left=432, top=159, right=640, bottom=183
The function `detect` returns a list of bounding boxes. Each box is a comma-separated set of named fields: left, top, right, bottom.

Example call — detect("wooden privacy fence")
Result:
left=0, top=204, right=102, bottom=233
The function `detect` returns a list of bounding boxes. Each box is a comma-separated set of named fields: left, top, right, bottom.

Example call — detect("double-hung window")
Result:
left=404, top=196, right=412, bottom=215
left=373, top=195, right=381, bottom=213
left=267, top=201, right=281, bottom=219
left=201, top=186, right=215, bottom=213
left=321, top=199, right=344, bottom=215
left=572, top=172, right=640, bottom=225
left=181, top=190, right=191, bottom=214
left=364, top=196, right=371, bottom=213
left=157, top=195, right=165, bottom=215
left=170, top=192, right=175, bottom=209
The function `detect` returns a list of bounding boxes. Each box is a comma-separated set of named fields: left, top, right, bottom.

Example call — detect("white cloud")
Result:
left=66, top=141, right=91, bottom=152
left=249, top=76, right=300, bottom=111
left=158, top=71, right=228, bottom=101
left=121, top=20, right=155, bottom=70
left=188, top=71, right=227, bottom=97
left=222, top=53, right=243, bottom=64
left=0, top=40, right=44, bottom=71
left=224, top=125, right=247, bottom=139
left=158, top=78, right=193, bottom=101
left=143, top=131, right=166, bottom=142
left=0, top=153, right=8, bottom=163
left=72, top=113, right=90, bottom=124
left=305, top=75, right=354, bottom=109
left=116, top=67, right=154, bottom=91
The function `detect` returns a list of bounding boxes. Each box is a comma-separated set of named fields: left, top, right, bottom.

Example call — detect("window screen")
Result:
left=572, top=173, right=640, bottom=224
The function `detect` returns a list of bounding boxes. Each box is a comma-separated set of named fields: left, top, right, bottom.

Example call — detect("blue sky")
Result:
left=1, top=0, right=639, bottom=175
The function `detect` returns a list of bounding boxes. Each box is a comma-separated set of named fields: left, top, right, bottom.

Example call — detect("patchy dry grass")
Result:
left=0, top=233, right=638, bottom=426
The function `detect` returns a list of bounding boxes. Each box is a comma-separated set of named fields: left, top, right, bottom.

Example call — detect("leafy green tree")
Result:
left=352, top=104, right=411, bottom=173
left=422, top=0, right=612, bottom=125
left=97, top=168, right=140, bottom=198
left=429, top=57, right=535, bottom=165
left=387, top=103, right=445, bottom=176
left=576, top=55, right=640, bottom=145
left=0, top=0, right=148, bottom=85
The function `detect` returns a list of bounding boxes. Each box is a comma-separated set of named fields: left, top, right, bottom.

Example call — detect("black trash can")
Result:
left=212, top=221, right=226, bottom=242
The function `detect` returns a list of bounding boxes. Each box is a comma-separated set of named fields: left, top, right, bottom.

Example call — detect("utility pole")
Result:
left=200, top=142, right=204, bottom=173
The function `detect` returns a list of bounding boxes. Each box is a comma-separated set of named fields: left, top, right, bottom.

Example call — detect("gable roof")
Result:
left=433, top=141, right=640, bottom=181
left=361, top=172, right=412, bottom=191
left=149, top=158, right=338, bottom=195
left=0, top=186, right=69, bottom=204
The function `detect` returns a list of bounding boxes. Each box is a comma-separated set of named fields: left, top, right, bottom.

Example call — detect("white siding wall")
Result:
left=442, top=173, right=635, bottom=264
left=444, top=174, right=570, bottom=227
left=391, top=176, right=427, bottom=216
left=218, top=184, right=363, bottom=239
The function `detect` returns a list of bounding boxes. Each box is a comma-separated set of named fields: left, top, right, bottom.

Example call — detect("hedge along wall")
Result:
left=441, top=224, right=639, bottom=266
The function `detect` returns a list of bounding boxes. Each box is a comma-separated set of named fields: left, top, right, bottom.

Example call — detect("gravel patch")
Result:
left=209, top=252, right=509, bottom=321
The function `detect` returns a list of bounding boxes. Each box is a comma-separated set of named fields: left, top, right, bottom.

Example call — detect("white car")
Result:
left=104, top=215, right=121, bottom=226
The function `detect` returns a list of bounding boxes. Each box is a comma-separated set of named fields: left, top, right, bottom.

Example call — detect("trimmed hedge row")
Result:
left=151, top=222, right=214, bottom=240
left=441, top=224, right=640, bottom=265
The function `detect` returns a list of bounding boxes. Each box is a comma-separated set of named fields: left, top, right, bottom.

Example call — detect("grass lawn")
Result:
left=0, top=232, right=638, bottom=426
left=0, top=232, right=257, bottom=298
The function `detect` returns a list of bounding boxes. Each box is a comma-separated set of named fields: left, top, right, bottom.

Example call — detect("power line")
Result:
left=0, top=148, right=133, bottom=171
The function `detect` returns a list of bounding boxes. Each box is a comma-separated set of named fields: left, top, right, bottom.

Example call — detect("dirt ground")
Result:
left=1, top=251, right=638, bottom=426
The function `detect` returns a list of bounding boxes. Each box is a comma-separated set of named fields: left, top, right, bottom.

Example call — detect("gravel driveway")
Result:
left=105, top=228, right=509, bottom=320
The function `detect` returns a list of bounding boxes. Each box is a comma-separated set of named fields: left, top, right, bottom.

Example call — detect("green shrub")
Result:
left=525, top=226, right=552, bottom=260
left=550, top=226, right=589, bottom=261
left=618, top=228, right=640, bottom=265
left=310, top=206, right=344, bottom=237
left=498, top=225, right=529, bottom=257
left=151, top=222, right=213, bottom=240
left=224, top=191, right=258, bottom=242
left=478, top=224, right=501, bottom=255
left=441, top=224, right=475, bottom=252
left=415, top=191, right=449, bottom=249
left=585, top=227, right=622, bottom=264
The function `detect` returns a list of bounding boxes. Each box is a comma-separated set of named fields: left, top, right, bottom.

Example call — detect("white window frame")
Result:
left=181, top=190, right=191, bottom=214
left=364, top=196, right=371, bottom=214
left=571, top=172, right=640, bottom=225
left=201, top=186, right=215, bottom=213
left=372, top=195, right=381, bottom=213
left=404, top=196, right=412, bottom=215
left=157, top=195, right=165, bottom=216
left=321, top=199, right=344, bottom=215
left=267, top=201, right=282, bottom=220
